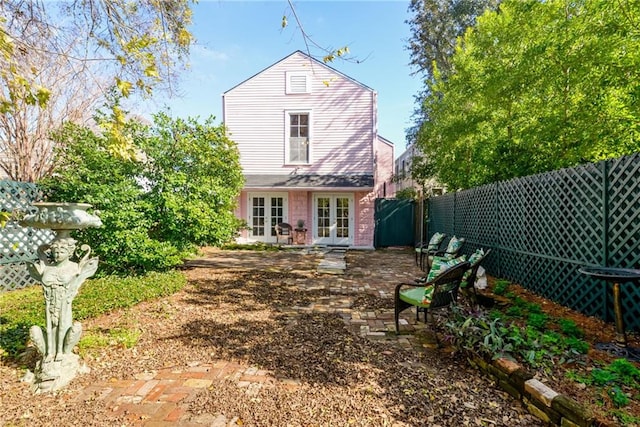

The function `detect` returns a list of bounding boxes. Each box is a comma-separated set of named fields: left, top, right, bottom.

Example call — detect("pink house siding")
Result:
left=375, top=136, right=395, bottom=198
left=290, top=191, right=309, bottom=244
left=355, top=191, right=375, bottom=247
left=224, top=51, right=395, bottom=248
left=235, top=193, right=247, bottom=240
left=224, top=53, right=375, bottom=176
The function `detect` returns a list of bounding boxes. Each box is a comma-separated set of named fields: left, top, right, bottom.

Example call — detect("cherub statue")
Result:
left=27, top=237, right=99, bottom=364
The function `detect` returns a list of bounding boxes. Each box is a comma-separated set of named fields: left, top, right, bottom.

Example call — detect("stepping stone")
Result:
left=317, top=249, right=347, bottom=274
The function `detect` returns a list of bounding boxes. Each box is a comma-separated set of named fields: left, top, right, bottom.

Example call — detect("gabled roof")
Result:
left=223, top=50, right=375, bottom=94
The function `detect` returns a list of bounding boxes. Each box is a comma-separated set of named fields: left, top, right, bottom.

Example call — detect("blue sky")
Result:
left=142, top=1, right=422, bottom=157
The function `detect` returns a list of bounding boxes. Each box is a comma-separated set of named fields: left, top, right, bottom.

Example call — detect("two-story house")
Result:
left=223, top=51, right=394, bottom=248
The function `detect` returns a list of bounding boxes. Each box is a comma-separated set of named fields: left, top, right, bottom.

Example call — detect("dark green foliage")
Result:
left=140, top=113, right=244, bottom=249
left=583, top=360, right=640, bottom=409
left=526, top=303, right=542, bottom=314
left=0, top=271, right=186, bottom=360
left=488, top=309, right=503, bottom=320
left=527, top=312, right=548, bottom=330
left=558, top=318, right=585, bottom=338
left=505, top=306, right=523, bottom=317
left=493, top=279, right=510, bottom=295
left=406, top=0, right=501, bottom=79
left=608, top=387, right=630, bottom=408
left=39, top=112, right=244, bottom=274
left=566, top=337, right=589, bottom=355
left=610, top=409, right=640, bottom=426
left=0, top=286, right=43, bottom=359
left=73, top=271, right=187, bottom=318
left=446, top=280, right=598, bottom=372
left=405, top=0, right=501, bottom=141
left=608, top=359, right=640, bottom=387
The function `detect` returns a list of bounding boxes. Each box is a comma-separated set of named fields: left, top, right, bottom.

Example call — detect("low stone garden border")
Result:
left=466, top=353, right=598, bottom=427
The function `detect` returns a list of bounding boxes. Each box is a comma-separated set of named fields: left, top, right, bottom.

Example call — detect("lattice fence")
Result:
left=0, top=180, right=54, bottom=292
left=427, top=153, right=640, bottom=331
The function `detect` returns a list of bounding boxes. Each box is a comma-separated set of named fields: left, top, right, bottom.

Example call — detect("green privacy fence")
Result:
left=0, top=180, right=53, bottom=292
left=427, top=153, right=640, bottom=331
left=374, top=198, right=415, bottom=247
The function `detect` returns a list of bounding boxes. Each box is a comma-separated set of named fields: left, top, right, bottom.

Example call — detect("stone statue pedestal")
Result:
left=20, top=202, right=101, bottom=393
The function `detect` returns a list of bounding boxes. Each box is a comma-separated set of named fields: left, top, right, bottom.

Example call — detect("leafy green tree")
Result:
left=415, top=0, right=640, bottom=190
left=405, top=0, right=501, bottom=142
left=40, top=112, right=244, bottom=274
left=38, top=120, right=178, bottom=274
left=141, top=113, right=244, bottom=249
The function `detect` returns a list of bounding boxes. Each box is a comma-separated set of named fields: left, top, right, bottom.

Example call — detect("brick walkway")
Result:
left=75, top=361, right=279, bottom=426
left=73, top=248, right=436, bottom=426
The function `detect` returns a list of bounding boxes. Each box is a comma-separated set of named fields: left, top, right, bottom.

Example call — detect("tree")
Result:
left=0, top=1, right=192, bottom=107
left=415, top=0, right=640, bottom=190
left=0, top=0, right=194, bottom=170
left=406, top=0, right=500, bottom=80
left=405, top=0, right=500, bottom=143
left=0, top=31, right=106, bottom=181
left=141, top=112, right=245, bottom=249
left=40, top=112, right=244, bottom=274
left=282, top=0, right=354, bottom=64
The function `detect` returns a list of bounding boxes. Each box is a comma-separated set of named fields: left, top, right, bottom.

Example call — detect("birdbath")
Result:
left=20, top=202, right=102, bottom=392
left=579, top=266, right=640, bottom=362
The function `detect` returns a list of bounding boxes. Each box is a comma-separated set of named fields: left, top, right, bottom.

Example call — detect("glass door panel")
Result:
left=313, top=194, right=353, bottom=245
left=316, top=197, right=331, bottom=238
left=270, top=197, right=285, bottom=237
left=251, top=197, right=265, bottom=237
left=248, top=193, right=288, bottom=242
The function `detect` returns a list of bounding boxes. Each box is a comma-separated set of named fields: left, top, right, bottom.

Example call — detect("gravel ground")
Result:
left=0, top=248, right=543, bottom=426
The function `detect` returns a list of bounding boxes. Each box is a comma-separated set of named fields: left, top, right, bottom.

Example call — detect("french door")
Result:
left=247, top=193, right=288, bottom=242
left=313, top=193, right=353, bottom=245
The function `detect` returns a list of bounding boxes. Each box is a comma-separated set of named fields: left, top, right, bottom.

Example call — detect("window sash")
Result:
left=288, top=112, right=310, bottom=163
left=289, top=137, right=309, bottom=163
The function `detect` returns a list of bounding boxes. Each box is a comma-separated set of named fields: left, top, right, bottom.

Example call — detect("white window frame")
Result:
left=246, top=192, right=289, bottom=243
left=285, top=71, right=312, bottom=94
left=312, top=193, right=354, bottom=246
left=284, top=110, right=312, bottom=165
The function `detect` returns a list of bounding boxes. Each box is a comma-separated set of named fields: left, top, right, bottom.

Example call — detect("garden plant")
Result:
left=446, top=279, right=640, bottom=425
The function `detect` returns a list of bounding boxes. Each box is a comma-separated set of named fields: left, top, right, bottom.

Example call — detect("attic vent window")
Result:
left=286, top=72, right=311, bottom=94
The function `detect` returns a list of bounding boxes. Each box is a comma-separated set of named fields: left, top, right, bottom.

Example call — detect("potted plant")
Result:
left=295, top=219, right=306, bottom=231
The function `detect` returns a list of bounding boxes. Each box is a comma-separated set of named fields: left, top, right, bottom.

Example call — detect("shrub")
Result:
left=40, top=112, right=244, bottom=274
left=395, top=187, right=418, bottom=200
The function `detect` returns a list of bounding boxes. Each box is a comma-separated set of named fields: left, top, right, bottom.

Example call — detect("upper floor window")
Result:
left=285, top=72, right=311, bottom=94
left=286, top=112, right=310, bottom=164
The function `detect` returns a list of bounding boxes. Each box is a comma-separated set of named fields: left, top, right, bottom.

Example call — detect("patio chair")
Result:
left=414, top=232, right=447, bottom=269
left=395, top=260, right=470, bottom=345
left=423, top=236, right=465, bottom=271
left=274, top=222, right=294, bottom=244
